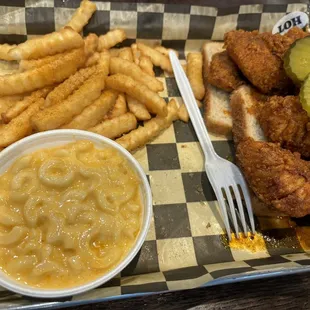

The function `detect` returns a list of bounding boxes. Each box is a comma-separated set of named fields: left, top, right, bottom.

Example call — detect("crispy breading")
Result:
left=260, top=27, right=309, bottom=59
left=224, top=30, right=293, bottom=94
left=258, top=96, right=310, bottom=158
left=237, top=138, right=310, bottom=217
left=207, top=51, right=244, bottom=92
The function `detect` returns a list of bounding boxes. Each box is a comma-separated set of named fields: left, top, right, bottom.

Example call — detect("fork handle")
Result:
left=169, top=51, right=217, bottom=162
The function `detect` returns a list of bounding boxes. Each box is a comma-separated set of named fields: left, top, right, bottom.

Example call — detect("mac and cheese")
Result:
left=0, top=141, right=142, bottom=288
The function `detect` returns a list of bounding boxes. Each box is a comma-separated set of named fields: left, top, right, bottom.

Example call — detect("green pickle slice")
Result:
left=284, top=36, right=310, bottom=84
left=300, top=75, right=310, bottom=116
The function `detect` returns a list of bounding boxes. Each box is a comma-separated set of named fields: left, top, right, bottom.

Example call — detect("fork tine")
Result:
left=224, top=187, right=239, bottom=238
left=232, top=184, right=248, bottom=235
left=238, top=179, right=256, bottom=233
left=213, top=187, right=231, bottom=241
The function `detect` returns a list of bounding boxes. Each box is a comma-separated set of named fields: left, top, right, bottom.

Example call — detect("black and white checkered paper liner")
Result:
left=0, top=1, right=310, bottom=308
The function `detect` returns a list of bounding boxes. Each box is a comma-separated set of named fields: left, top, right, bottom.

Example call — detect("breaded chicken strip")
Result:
left=260, top=27, right=308, bottom=59
left=258, top=96, right=310, bottom=158
left=225, top=30, right=293, bottom=94
left=237, top=139, right=310, bottom=217
left=207, top=51, right=244, bottom=92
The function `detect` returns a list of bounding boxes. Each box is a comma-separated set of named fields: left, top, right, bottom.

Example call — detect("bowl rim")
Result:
left=0, top=129, right=152, bottom=298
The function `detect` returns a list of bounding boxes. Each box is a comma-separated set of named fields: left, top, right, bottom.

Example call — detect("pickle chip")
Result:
left=284, top=36, right=310, bottom=84
left=299, top=75, right=310, bottom=116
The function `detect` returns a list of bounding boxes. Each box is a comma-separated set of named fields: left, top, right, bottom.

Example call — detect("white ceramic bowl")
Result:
left=0, top=130, right=152, bottom=298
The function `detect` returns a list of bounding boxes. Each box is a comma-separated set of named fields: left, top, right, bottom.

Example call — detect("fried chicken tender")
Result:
left=260, top=27, right=308, bottom=59
left=237, top=138, right=310, bottom=217
left=258, top=96, right=310, bottom=158
left=224, top=30, right=293, bottom=94
left=207, top=51, right=244, bottom=92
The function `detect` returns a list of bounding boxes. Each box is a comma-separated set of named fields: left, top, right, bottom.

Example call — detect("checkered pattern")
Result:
left=0, top=1, right=310, bottom=308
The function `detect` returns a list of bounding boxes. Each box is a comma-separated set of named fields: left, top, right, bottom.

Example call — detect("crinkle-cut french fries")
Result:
left=116, top=99, right=178, bottom=151
left=0, top=48, right=85, bottom=96
left=107, top=93, right=127, bottom=119
left=0, top=95, right=25, bottom=117
left=31, top=73, right=105, bottom=132
left=44, top=65, right=96, bottom=108
left=155, top=46, right=179, bottom=58
left=118, top=48, right=133, bottom=62
left=0, top=99, right=42, bottom=148
left=127, top=95, right=151, bottom=121
left=137, top=43, right=172, bottom=73
left=61, top=90, right=118, bottom=130
left=89, top=112, right=137, bottom=139
left=84, top=33, right=99, bottom=57
left=97, top=50, right=110, bottom=76
left=8, top=27, right=84, bottom=60
left=178, top=103, right=189, bottom=123
left=187, top=52, right=205, bottom=100
left=19, top=48, right=83, bottom=71
left=2, top=86, right=52, bottom=123
left=98, top=29, right=126, bottom=51
left=131, top=43, right=140, bottom=65
left=109, top=48, right=120, bottom=57
left=0, top=44, right=16, bottom=61
left=110, top=57, right=163, bottom=92
left=106, top=74, right=167, bottom=116
left=84, top=52, right=100, bottom=67
left=139, top=55, right=155, bottom=77
left=66, top=0, right=96, bottom=33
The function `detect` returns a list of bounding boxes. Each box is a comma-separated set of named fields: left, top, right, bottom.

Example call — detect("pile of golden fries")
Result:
left=0, top=0, right=206, bottom=152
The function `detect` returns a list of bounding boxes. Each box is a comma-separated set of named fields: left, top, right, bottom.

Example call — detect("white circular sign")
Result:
left=272, top=11, right=309, bottom=35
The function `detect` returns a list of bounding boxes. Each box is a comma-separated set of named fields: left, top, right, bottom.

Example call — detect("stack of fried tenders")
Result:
left=0, top=0, right=206, bottom=152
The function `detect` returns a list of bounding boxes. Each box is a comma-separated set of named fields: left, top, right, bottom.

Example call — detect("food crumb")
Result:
left=228, top=232, right=266, bottom=253
left=206, top=222, right=211, bottom=229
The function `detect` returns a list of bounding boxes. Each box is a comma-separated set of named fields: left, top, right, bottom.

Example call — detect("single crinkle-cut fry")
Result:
left=97, top=50, right=110, bottom=76
left=44, top=65, right=96, bottom=108
left=187, top=52, right=205, bottom=100
left=106, top=74, right=167, bottom=116
left=2, top=86, right=52, bottom=123
left=98, top=29, right=126, bottom=51
left=127, top=95, right=151, bottom=121
left=0, top=95, right=24, bottom=118
left=137, top=43, right=172, bottom=73
left=139, top=55, right=155, bottom=77
left=131, top=43, right=140, bottom=65
left=0, top=44, right=16, bottom=61
left=31, top=73, right=105, bottom=132
left=116, top=99, right=178, bottom=151
left=61, top=90, right=118, bottom=129
left=118, top=47, right=133, bottom=62
left=8, top=27, right=84, bottom=60
left=155, top=46, right=179, bottom=58
left=65, top=0, right=97, bottom=33
left=89, top=112, right=137, bottom=139
left=84, top=33, right=99, bottom=57
left=107, top=93, right=127, bottom=119
left=0, top=99, right=42, bottom=148
left=0, top=48, right=85, bottom=96
left=84, top=52, right=100, bottom=67
left=19, top=48, right=83, bottom=71
left=178, top=103, right=189, bottom=123
left=110, top=57, right=163, bottom=92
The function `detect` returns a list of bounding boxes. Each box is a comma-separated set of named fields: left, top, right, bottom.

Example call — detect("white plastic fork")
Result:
left=169, top=51, right=255, bottom=240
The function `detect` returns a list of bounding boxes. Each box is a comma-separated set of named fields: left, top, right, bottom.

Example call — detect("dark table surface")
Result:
left=65, top=272, right=310, bottom=310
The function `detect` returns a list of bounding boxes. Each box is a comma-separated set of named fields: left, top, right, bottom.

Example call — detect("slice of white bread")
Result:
left=202, top=42, right=231, bottom=136
left=230, top=85, right=266, bottom=144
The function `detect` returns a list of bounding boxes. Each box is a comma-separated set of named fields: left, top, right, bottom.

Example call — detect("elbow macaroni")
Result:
left=0, top=141, right=142, bottom=288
